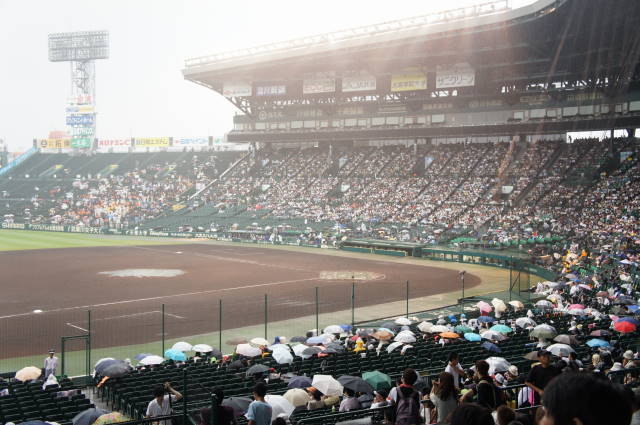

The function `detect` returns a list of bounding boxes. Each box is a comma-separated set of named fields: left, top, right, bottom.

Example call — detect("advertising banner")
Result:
left=175, top=137, right=209, bottom=146
left=223, top=82, right=252, bottom=97
left=39, top=138, right=71, bottom=149
left=390, top=70, right=427, bottom=92
left=435, top=63, right=475, bottom=88
left=256, top=85, right=286, bottom=96
left=71, top=137, right=92, bottom=149
left=133, top=137, right=170, bottom=148
left=66, top=114, right=95, bottom=126
left=342, top=72, right=376, bottom=92
left=66, top=105, right=95, bottom=114
left=303, top=78, right=336, bottom=94
left=98, top=139, right=131, bottom=148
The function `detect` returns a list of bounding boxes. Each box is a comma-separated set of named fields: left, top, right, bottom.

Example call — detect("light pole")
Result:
left=460, top=270, right=467, bottom=301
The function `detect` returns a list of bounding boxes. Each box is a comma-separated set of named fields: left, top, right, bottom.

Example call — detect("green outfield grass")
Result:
left=0, top=229, right=190, bottom=251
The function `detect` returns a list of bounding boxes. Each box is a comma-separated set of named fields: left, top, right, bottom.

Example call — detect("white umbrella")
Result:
left=172, top=341, right=193, bottom=352
left=250, top=337, right=270, bottom=347
left=535, top=300, right=554, bottom=310
left=192, top=344, right=213, bottom=353
left=515, top=317, right=536, bottom=328
left=323, top=325, right=343, bottom=334
left=546, top=343, right=575, bottom=357
left=292, top=344, right=307, bottom=357
left=481, top=330, right=507, bottom=341
left=312, top=374, right=343, bottom=396
left=491, top=298, right=507, bottom=313
left=394, top=333, right=416, bottom=343
left=273, top=349, right=294, bottom=365
left=386, top=341, right=404, bottom=353
left=417, top=321, right=433, bottom=333
left=430, top=325, right=449, bottom=333
left=394, top=317, right=412, bottom=326
left=508, top=300, right=524, bottom=310
left=485, top=357, right=511, bottom=375
left=283, top=388, right=310, bottom=408
left=236, top=343, right=262, bottom=357
left=269, top=343, right=290, bottom=352
left=265, top=394, right=295, bottom=420
left=139, top=355, right=164, bottom=366
left=547, top=294, right=564, bottom=303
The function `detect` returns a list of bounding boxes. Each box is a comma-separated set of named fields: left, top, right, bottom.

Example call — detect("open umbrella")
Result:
left=454, top=325, right=472, bottom=334
left=440, top=332, right=460, bottom=339
left=417, top=322, right=434, bottom=333
left=246, top=364, right=270, bottom=377
left=476, top=301, right=492, bottom=313
left=94, top=359, right=118, bottom=375
left=139, top=355, right=164, bottom=366
left=371, top=330, right=393, bottom=341
left=223, top=397, right=252, bottom=417
left=586, top=339, right=611, bottom=348
left=481, top=342, right=501, bottom=353
left=102, top=361, right=130, bottom=378
left=93, top=412, right=129, bottom=425
left=515, top=317, right=536, bottom=328
left=386, top=341, right=404, bottom=353
left=250, top=337, right=270, bottom=347
left=265, top=394, right=295, bottom=420
left=15, top=366, right=42, bottom=382
left=477, top=316, right=495, bottom=324
left=553, top=335, right=577, bottom=346
left=464, top=333, right=482, bottom=342
left=323, top=325, right=343, bottom=334
left=481, top=331, right=507, bottom=342
left=430, top=325, right=450, bottom=333
left=530, top=324, right=557, bottom=339
left=338, top=375, right=374, bottom=394
left=524, top=351, right=539, bottom=361
left=290, top=336, right=307, bottom=343
left=535, top=300, right=554, bottom=310
left=283, top=388, right=309, bottom=407
left=568, top=304, right=585, bottom=310
left=485, top=357, right=511, bottom=375
left=287, top=375, right=313, bottom=389
left=589, top=330, right=611, bottom=337
left=325, top=342, right=346, bottom=354
left=236, top=344, right=261, bottom=357
left=394, top=317, right=412, bottom=326
left=312, top=374, right=343, bottom=396
left=72, top=407, right=110, bottom=425
left=490, top=324, right=512, bottom=334
left=547, top=343, right=575, bottom=357
left=491, top=298, right=507, bottom=313
left=301, top=346, right=323, bottom=359
left=618, top=317, right=640, bottom=326
left=394, top=333, right=416, bottom=343
left=164, top=349, right=186, bottom=361
left=171, top=341, right=192, bottom=352
left=273, top=349, right=294, bottom=364
left=614, top=321, right=637, bottom=333
left=362, top=371, right=392, bottom=392
left=306, top=335, right=331, bottom=345
left=192, top=344, right=214, bottom=353
left=508, top=300, right=524, bottom=310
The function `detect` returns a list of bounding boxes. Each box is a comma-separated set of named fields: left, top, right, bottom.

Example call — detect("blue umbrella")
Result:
left=478, top=316, right=495, bottom=323
left=340, top=324, right=353, bottom=332
left=628, top=305, right=640, bottom=313
left=287, top=376, right=312, bottom=389
left=306, top=336, right=326, bottom=345
left=135, top=353, right=154, bottom=361
left=586, top=339, right=610, bottom=348
left=618, top=317, right=640, bottom=326
left=164, top=349, right=186, bottom=361
left=481, top=342, right=501, bottom=353
left=490, top=324, right=512, bottom=334
left=464, top=333, right=481, bottom=342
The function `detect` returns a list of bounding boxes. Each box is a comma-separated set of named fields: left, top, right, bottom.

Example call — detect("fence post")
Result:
left=351, top=282, right=355, bottom=330
left=264, top=294, right=268, bottom=340
left=406, top=281, right=409, bottom=318
left=87, top=310, right=91, bottom=379
left=183, top=368, right=188, bottom=424
left=161, top=303, right=165, bottom=355
left=218, top=299, right=222, bottom=351
left=315, top=287, right=319, bottom=335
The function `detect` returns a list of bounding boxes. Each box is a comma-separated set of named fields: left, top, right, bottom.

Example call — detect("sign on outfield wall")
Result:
left=342, top=71, right=376, bottom=92
left=39, top=138, right=71, bottom=149
left=303, top=72, right=336, bottom=94
left=390, top=69, right=427, bottom=92
left=133, top=137, right=170, bottom=148
left=175, top=137, right=208, bottom=146
left=256, top=85, right=286, bottom=96
left=435, top=63, right=475, bottom=89
left=98, top=139, right=131, bottom=148
left=223, top=82, right=252, bottom=97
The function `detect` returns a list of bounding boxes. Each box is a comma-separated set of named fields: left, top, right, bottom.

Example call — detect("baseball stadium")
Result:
left=1, top=0, right=640, bottom=424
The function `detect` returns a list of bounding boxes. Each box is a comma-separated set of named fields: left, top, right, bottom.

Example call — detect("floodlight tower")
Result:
left=48, top=31, right=109, bottom=149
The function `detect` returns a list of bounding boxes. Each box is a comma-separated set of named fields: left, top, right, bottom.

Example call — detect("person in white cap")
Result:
left=623, top=350, right=636, bottom=368
left=44, top=349, right=58, bottom=378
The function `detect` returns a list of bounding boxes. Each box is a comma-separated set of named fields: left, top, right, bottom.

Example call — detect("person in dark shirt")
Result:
left=525, top=350, right=561, bottom=405
left=200, top=389, right=237, bottom=425
left=460, top=360, right=501, bottom=409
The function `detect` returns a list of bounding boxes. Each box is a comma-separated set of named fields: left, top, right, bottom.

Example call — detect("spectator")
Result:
left=525, top=350, right=561, bottom=406
left=246, top=382, right=272, bottom=425
left=393, top=368, right=422, bottom=425
left=461, top=360, right=503, bottom=410
left=496, top=405, right=516, bottom=425
left=199, top=389, right=236, bottom=425
left=450, top=403, right=495, bottom=425
left=430, top=371, right=458, bottom=423
left=446, top=352, right=466, bottom=389
left=370, top=389, right=390, bottom=409
left=339, top=387, right=361, bottom=412
left=306, top=389, right=324, bottom=411
left=146, top=382, right=182, bottom=425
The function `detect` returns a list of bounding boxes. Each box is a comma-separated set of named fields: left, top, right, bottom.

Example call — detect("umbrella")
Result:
left=439, top=332, right=460, bottom=339
left=164, top=349, right=186, bottom=362
left=515, top=317, right=536, bottom=328
left=338, top=375, right=374, bottom=394
left=589, top=330, right=611, bottom=337
left=371, top=330, right=393, bottom=341
left=394, top=317, right=412, bottom=326
left=477, top=316, right=495, bottom=323
left=306, top=336, right=330, bottom=345
left=553, top=335, right=577, bottom=346
left=292, top=344, right=308, bottom=357
left=476, top=301, right=492, bottom=313
left=134, top=353, right=153, bottom=361
left=430, top=325, right=450, bottom=333
left=486, top=357, right=511, bottom=375
left=535, top=300, right=554, bottom=310
left=394, top=333, right=416, bottom=343
left=250, top=337, right=270, bottom=347
left=565, top=273, right=578, bottom=279
left=490, top=324, right=512, bottom=334
left=93, top=412, right=129, bottom=425
left=223, top=397, right=252, bottom=417
left=596, top=291, right=610, bottom=298
left=323, top=325, right=343, bottom=334
left=481, top=342, right=501, bottom=353
left=236, top=344, right=262, bottom=357
left=283, top=388, right=309, bottom=407
left=287, top=376, right=312, bottom=389
left=265, top=395, right=295, bottom=421
left=454, top=325, right=472, bottom=334
left=508, top=300, right=524, bottom=310
left=72, top=407, right=110, bottom=425
left=301, top=346, right=324, bottom=359
left=568, top=304, right=585, bottom=310
left=246, top=364, right=270, bottom=377
left=290, top=336, right=307, bottom=343
left=171, top=341, right=192, bottom=352
left=94, top=358, right=118, bottom=375
left=193, top=344, right=214, bottom=353
left=530, top=324, right=557, bottom=339
left=362, top=371, right=392, bottom=392
left=325, top=342, right=346, bottom=354
left=491, top=298, right=507, bottom=313
left=312, top=374, right=343, bottom=396
left=102, top=361, right=130, bottom=378
left=524, top=351, right=539, bottom=361
left=618, top=317, right=640, bottom=326
left=547, top=343, right=575, bottom=357
left=386, top=341, right=404, bottom=353
left=417, top=321, right=433, bottom=333
left=139, top=355, right=165, bottom=366
left=481, top=331, right=507, bottom=342
left=464, top=333, right=482, bottom=342
left=15, top=366, right=42, bottom=382
left=547, top=294, right=564, bottom=303
left=586, top=339, right=611, bottom=348
left=226, top=337, right=248, bottom=345
left=273, top=349, right=294, bottom=364
left=614, top=321, right=637, bottom=333
left=356, top=328, right=375, bottom=338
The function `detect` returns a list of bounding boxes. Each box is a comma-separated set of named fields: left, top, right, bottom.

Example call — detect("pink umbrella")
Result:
left=568, top=304, right=585, bottom=310
left=476, top=301, right=493, bottom=313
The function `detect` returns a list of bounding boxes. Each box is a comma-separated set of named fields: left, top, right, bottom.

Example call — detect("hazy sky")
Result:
left=0, top=0, right=535, bottom=151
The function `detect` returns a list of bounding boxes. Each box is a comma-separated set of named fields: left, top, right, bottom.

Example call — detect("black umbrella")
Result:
left=222, top=397, right=252, bottom=417
left=228, top=359, right=246, bottom=371
left=102, top=361, right=131, bottom=378
left=338, top=375, right=374, bottom=394
left=72, top=407, right=110, bottom=425
left=209, top=348, right=223, bottom=360
left=95, top=359, right=120, bottom=376
left=325, top=342, right=346, bottom=354
left=246, top=364, right=270, bottom=377
left=356, top=328, right=375, bottom=338
left=290, top=336, right=307, bottom=343
left=524, top=351, right=539, bottom=361
left=287, top=375, right=312, bottom=389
